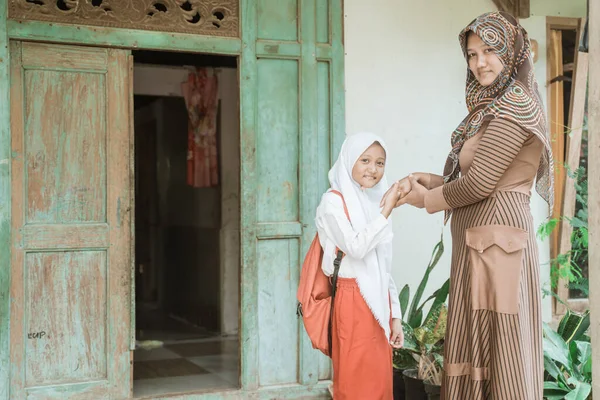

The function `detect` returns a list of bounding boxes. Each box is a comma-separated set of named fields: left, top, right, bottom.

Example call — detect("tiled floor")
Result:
left=133, top=336, right=239, bottom=398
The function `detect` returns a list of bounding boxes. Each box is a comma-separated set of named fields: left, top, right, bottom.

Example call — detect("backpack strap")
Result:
left=327, top=190, right=349, bottom=356
left=329, top=190, right=349, bottom=220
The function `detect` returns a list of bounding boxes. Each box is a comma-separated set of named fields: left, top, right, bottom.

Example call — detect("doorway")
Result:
left=131, top=50, right=240, bottom=398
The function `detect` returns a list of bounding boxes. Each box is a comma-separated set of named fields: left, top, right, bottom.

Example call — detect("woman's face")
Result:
left=352, top=142, right=386, bottom=189
left=466, top=32, right=504, bottom=87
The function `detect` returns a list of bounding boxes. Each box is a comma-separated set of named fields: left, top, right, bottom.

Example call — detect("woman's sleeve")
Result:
left=424, top=118, right=531, bottom=213
left=317, top=194, right=393, bottom=260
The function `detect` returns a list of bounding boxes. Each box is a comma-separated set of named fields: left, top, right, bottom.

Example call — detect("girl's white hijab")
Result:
left=327, top=132, right=393, bottom=338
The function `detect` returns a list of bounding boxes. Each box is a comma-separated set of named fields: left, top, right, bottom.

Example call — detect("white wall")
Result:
left=343, top=0, right=586, bottom=322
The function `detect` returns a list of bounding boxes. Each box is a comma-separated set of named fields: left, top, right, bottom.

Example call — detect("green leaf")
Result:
left=399, top=284, right=410, bottom=321
left=406, top=234, right=444, bottom=326
left=574, top=341, right=592, bottom=378
left=564, top=380, right=591, bottom=400
left=423, top=279, right=450, bottom=324
left=393, top=348, right=417, bottom=370
left=544, top=357, right=569, bottom=388
left=401, top=322, right=419, bottom=353
left=414, top=304, right=447, bottom=347
left=538, top=218, right=560, bottom=240
left=567, top=217, right=587, bottom=229
left=558, top=310, right=590, bottom=344
left=408, top=308, right=423, bottom=330
left=543, top=324, right=572, bottom=370
left=543, top=381, right=571, bottom=399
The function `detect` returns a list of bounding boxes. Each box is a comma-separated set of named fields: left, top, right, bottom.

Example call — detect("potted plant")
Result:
left=543, top=309, right=592, bottom=400
left=402, top=302, right=446, bottom=400
left=392, top=235, right=449, bottom=400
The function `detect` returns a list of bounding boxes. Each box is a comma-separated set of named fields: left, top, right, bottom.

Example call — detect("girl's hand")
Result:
left=381, top=182, right=401, bottom=217
left=397, top=175, right=427, bottom=209
left=390, top=318, right=404, bottom=349
left=380, top=177, right=412, bottom=208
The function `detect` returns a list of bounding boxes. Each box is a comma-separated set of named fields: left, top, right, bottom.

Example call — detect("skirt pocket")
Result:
left=465, top=225, right=528, bottom=314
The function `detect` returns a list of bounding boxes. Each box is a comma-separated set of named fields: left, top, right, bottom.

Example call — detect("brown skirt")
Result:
left=332, top=278, right=393, bottom=400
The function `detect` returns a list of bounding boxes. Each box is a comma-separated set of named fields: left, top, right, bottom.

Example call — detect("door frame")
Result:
left=545, top=16, right=586, bottom=317
left=0, top=0, right=346, bottom=398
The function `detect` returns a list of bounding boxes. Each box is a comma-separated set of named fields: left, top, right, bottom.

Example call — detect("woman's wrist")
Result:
left=412, top=172, right=432, bottom=189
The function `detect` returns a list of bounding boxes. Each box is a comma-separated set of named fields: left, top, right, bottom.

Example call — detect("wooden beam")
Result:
left=518, top=0, right=530, bottom=18
left=588, top=0, right=600, bottom=396
left=492, top=0, right=530, bottom=19
left=558, top=50, right=588, bottom=312
left=546, top=16, right=583, bottom=316
left=547, top=28, right=566, bottom=313
left=0, top=0, right=10, bottom=399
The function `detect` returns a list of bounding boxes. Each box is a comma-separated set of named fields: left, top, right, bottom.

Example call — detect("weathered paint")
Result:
left=0, top=0, right=10, bottom=398
left=9, top=42, right=132, bottom=399
left=25, top=252, right=108, bottom=386
left=7, top=20, right=242, bottom=56
left=239, top=0, right=260, bottom=392
left=316, top=61, right=333, bottom=381
left=257, top=0, right=299, bottom=41
left=257, top=239, right=300, bottom=385
left=299, top=0, right=321, bottom=386
left=330, top=0, right=346, bottom=160
left=256, top=59, right=299, bottom=223
left=316, top=0, right=330, bottom=44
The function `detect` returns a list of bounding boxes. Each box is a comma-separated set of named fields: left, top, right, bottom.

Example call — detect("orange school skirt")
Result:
left=331, top=278, right=393, bottom=400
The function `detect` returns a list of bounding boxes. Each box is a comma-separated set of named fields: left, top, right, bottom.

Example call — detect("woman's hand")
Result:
left=390, top=318, right=404, bottom=349
left=397, top=175, right=427, bottom=209
left=380, top=177, right=412, bottom=208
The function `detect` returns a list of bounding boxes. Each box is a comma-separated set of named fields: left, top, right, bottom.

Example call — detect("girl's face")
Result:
left=352, top=142, right=386, bottom=189
left=466, top=32, right=504, bottom=87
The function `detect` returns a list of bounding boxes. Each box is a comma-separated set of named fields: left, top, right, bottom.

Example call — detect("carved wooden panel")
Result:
left=9, top=0, right=239, bottom=37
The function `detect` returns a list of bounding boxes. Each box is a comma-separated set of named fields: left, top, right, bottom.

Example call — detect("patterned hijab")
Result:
left=442, top=11, right=554, bottom=222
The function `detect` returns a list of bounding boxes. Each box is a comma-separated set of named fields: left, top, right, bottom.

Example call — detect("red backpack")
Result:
left=296, top=190, right=349, bottom=357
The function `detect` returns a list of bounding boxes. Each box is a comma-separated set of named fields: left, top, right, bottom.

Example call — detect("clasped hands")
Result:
left=381, top=173, right=429, bottom=209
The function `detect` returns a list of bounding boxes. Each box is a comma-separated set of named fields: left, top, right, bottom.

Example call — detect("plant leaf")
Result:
left=538, top=218, right=560, bottom=240
left=399, top=284, right=410, bottom=321
left=558, top=310, right=590, bottom=344
left=407, top=234, right=444, bottom=326
left=544, top=357, right=569, bottom=388
left=574, top=341, right=592, bottom=378
left=542, top=331, right=572, bottom=371
left=564, top=380, right=591, bottom=400
left=543, top=381, right=571, bottom=399
left=423, top=278, right=450, bottom=324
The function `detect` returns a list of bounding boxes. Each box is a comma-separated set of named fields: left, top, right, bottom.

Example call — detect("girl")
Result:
left=316, top=132, right=404, bottom=399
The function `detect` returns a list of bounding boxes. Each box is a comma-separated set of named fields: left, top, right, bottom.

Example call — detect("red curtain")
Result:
left=181, top=68, right=219, bottom=188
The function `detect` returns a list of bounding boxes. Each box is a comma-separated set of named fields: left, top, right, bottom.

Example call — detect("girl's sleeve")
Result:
left=424, top=118, right=532, bottom=213
left=388, top=274, right=402, bottom=319
left=317, top=193, right=393, bottom=260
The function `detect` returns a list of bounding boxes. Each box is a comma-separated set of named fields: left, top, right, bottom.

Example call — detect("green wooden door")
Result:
left=239, top=0, right=345, bottom=392
left=9, top=42, right=132, bottom=399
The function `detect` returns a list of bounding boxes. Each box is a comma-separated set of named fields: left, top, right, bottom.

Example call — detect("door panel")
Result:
left=10, top=42, right=132, bottom=399
left=240, top=0, right=345, bottom=389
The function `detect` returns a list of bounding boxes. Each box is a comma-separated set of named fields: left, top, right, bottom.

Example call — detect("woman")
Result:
left=386, top=12, right=553, bottom=399
left=316, top=133, right=404, bottom=399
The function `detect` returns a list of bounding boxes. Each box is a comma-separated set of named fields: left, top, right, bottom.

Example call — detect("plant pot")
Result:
left=424, top=380, right=441, bottom=400
left=393, top=368, right=406, bottom=400
left=402, top=369, right=427, bottom=400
